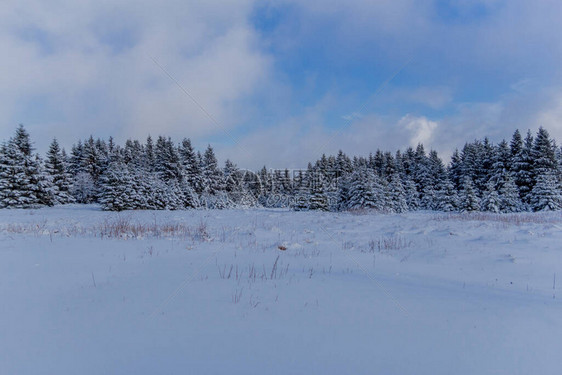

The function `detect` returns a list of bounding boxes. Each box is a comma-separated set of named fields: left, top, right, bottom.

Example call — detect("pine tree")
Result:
left=144, top=136, right=155, bottom=172
left=512, top=130, right=534, bottom=206
left=404, top=177, right=420, bottom=211
left=308, top=173, right=329, bottom=211
left=499, top=173, right=521, bottom=213
left=347, top=168, right=381, bottom=210
left=460, top=176, right=480, bottom=212
left=530, top=171, right=562, bottom=211
left=489, top=139, right=511, bottom=188
left=388, top=173, right=408, bottom=213
left=448, top=149, right=463, bottom=190
left=155, top=136, right=182, bottom=182
left=201, top=145, right=224, bottom=194
left=292, top=170, right=310, bottom=211
left=0, top=125, right=53, bottom=208
left=99, top=162, right=136, bottom=211
left=81, top=136, right=105, bottom=192
left=435, top=178, right=459, bottom=212
left=179, top=138, right=202, bottom=192
left=44, top=138, right=75, bottom=204
left=532, top=127, right=558, bottom=181
left=480, top=180, right=501, bottom=213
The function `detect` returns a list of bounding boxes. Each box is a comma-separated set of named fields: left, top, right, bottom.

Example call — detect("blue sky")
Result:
left=1, top=0, right=562, bottom=168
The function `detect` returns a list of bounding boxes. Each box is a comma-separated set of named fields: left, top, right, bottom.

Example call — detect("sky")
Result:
left=1, top=0, right=562, bottom=169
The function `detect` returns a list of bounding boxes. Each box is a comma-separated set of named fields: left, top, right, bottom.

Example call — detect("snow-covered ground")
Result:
left=1, top=205, right=561, bottom=374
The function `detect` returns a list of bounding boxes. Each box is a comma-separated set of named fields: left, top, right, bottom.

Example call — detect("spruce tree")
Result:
left=0, top=125, right=53, bottom=208
left=308, top=173, right=329, bottom=211
left=512, top=130, right=534, bottom=205
left=499, top=173, right=521, bottom=213
left=460, top=176, right=480, bottom=212
left=179, top=138, right=202, bottom=192
left=435, top=178, right=459, bottom=212
left=99, top=162, right=136, bottom=211
left=480, top=180, right=501, bottom=213
left=388, top=173, right=408, bottom=213
left=201, top=145, right=224, bottom=194
left=530, top=171, right=562, bottom=211
left=44, top=138, right=75, bottom=204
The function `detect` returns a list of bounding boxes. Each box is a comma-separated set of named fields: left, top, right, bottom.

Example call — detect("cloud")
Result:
left=0, top=0, right=271, bottom=152
left=2, top=0, right=562, bottom=171
left=399, top=115, right=438, bottom=147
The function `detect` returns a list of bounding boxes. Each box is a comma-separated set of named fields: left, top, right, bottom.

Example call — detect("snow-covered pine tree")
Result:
left=499, top=173, right=521, bottom=213
left=388, top=173, right=408, bottom=213
left=460, top=176, right=480, bottom=212
left=179, top=138, right=202, bottom=193
left=420, top=185, right=436, bottom=211
left=448, top=149, right=463, bottom=190
left=81, top=136, right=106, bottom=195
left=44, top=138, right=75, bottom=204
left=532, top=127, right=558, bottom=181
left=404, top=177, right=420, bottom=211
left=434, top=178, right=459, bottom=212
left=99, top=162, right=136, bottom=211
left=480, top=180, right=501, bottom=213
left=308, top=173, right=329, bottom=211
left=144, top=136, right=155, bottom=172
left=223, top=159, right=239, bottom=193
left=201, top=145, right=224, bottom=195
left=488, top=139, right=511, bottom=188
left=292, top=170, right=310, bottom=211
left=459, top=141, right=484, bottom=196
left=337, top=173, right=351, bottom=211
left=477, top=137, right=495, bottom=192
left=70, top=172, right=96, bottom=203
left=336, top=150, right=353, bottom=177
left=346, top=167, right=382, bottom=210
left=0, top=125, right=53, bottom=208
left=511, top=130, right=534, bottom=206
left=530, top=171, right=562, bottom=211
left=155, top=136, right=182, bottom=182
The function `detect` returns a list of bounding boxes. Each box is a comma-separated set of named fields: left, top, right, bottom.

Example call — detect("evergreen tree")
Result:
left=308, top=173, right=329, bottom=211
left=201, top=145, right=224, bottom=194
left=404, top=177, right=420, bottom=211
left=44, top=138, right=74, bottom=204
left=480, top=180, right=501, bottom=213
left=347, top=168, right=381, bottom=210
left=512, top=130, right=534, bottom=205
left=489, top=139, right=511, bottom=188
left=292, top=170, right=310, bottom=211
left=0, top=125, right=53, bottom=208
left=155, top=136, right=182, bottom=182
left=81, top=136, right=105, bottom=192
left=448, top=149, right=463, bottom=190
left=435, top=178, right=459, bottom=212
left=99, top=162, right=136, bottom=211
left=388, top=173, right=408, bottom=213
left=179, top=138, right=202, bottom=192
left=460, top=176, right=480, bottom=212
left=144, top=136, right=155, bottom=172
left=499, top=173, right=521, bottom=213
left=532, top=127, right=558, bottom=179
left=530, top=171, right=562, bottom=211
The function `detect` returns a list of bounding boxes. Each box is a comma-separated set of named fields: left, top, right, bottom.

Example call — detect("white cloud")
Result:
left=399, top=115, right=438, bottom=147
left=535, top=94, right=562, bottom=142
left=0, top=0, right=271, bottom=152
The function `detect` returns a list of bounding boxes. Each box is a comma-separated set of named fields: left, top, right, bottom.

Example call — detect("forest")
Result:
left=1, top=124, right=561, bottom=212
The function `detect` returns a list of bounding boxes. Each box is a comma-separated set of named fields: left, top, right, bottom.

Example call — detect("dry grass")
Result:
left=435, top=212, right=562, bottom=225
left=0, top=215, right=212, bottom=242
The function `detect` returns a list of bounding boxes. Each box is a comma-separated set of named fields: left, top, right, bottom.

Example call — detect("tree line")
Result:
left=1, top=124, right=561, bottom=212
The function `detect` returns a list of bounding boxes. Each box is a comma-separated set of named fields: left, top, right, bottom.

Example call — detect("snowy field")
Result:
left=1, top=206, right=562, bottom=374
